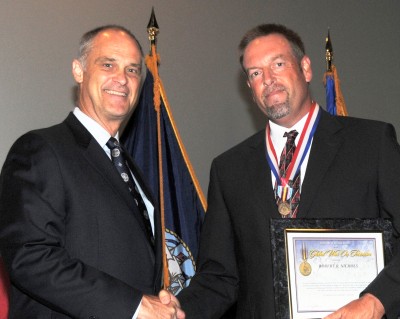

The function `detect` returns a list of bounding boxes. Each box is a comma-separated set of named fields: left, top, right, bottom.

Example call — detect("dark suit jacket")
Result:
left=178, top=110, right=400, bottom=319
left=0, top=113, right=163, bottom=318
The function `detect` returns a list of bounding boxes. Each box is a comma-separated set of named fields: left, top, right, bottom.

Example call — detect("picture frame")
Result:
left=269, top=218, right=394, bottom=319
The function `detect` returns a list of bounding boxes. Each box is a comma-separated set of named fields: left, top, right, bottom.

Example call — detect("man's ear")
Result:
left=301, top=56, right=313, bottom=83
left=72, top=59, right=84, bottom=84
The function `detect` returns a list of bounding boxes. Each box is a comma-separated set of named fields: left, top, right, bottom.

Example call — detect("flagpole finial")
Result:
left=147, top=7, right=159, bottom=47
left=325, top=29, right=333, bottom=72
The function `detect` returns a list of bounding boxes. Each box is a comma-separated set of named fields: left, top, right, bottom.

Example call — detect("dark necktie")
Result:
left=276, top=130, right=301, bottom=218
left=106, top=137, right=155, bottom=248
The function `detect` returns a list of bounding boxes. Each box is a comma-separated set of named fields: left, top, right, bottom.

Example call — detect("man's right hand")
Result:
left=138, top=290, right=185, bottom=319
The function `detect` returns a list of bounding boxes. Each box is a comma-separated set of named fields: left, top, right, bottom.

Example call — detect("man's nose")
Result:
left=113, top=69, right=127, bottom=85
left=262, top=68, right=275, bottom=86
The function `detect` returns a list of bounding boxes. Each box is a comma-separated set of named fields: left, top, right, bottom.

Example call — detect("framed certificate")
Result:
left=270, top=219, right=394, bottom=319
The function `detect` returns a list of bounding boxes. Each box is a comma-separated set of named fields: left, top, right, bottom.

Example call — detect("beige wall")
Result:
left=0, top=0, right=399, bottom=193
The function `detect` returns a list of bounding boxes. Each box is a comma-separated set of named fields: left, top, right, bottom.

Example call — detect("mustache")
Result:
left=262, top=84, right=286, bottom=98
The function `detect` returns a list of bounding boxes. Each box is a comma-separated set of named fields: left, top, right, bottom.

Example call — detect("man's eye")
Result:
left=103, top=63, right=112, bottom=68
left=249, top=70, right=261, bottom=79
left=127, top=68, right=139, bottom=74
left=272, top=61, right=288, bottom=71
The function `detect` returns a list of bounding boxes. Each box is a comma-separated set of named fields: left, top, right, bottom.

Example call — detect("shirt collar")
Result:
left=73, top=107, right=118, bottom=150
left=269, top=112, right=309, bottom=145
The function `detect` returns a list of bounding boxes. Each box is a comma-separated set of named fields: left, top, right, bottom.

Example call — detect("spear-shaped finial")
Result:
left=147, top=7, right=159, bottom=47
left=325, top=29, right=333, bottom=72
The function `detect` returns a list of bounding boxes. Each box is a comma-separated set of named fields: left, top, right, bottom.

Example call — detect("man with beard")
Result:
left=177, top=24, right=400, bottom=318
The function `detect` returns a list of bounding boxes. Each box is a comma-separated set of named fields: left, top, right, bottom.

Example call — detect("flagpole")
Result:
left=146, top=8, right=170, bottom=289
left=325, top=29, right=333, bottom=72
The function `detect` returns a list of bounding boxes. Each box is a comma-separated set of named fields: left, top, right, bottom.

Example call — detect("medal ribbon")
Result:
left=266, top=102, right=321, bottom=188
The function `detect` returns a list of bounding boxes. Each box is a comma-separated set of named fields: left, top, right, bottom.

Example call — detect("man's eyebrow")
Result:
left=128, top=63, right=141, bottom=68
left=94, top=57, right=141, bottom=68
left=265, top=54, right=287, bottom=64
left=245, top=54, right=289, bottom=71
left=246, top=66, right=260, bottom=71
left=94, top=56, right=116, bottom=64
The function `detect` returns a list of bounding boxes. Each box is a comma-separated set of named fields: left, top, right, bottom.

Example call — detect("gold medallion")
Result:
left=299, top=242, right=312, bottom=276
left=299, top=261, right=312, bottom=276
left=278, top=201, right=291, bottom=216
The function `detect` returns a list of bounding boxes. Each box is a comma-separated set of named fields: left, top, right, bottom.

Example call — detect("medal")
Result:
left=299, top=261, right=312, bottom=276
left=278, top=201, right=291, bottom=216
left=265, top=103, right=321, bottom=217
left=276, top=183, right=294, bottom=216
left=299, top=242, right=312, bottom=276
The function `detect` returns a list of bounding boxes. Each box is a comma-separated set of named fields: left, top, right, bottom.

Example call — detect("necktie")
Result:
left=106, top=137, right=155, bottom=248
left=276, top=130, right=301, bottom=218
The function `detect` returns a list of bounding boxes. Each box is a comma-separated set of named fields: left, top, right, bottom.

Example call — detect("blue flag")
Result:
left=122, top=63, right=206, bottom=295
left=324, top=65, right=348, bottom=116
left=325, top=73, right=337, bottom=115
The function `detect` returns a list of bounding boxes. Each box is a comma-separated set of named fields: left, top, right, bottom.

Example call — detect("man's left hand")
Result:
left=323, top=293, right=385, bottom=319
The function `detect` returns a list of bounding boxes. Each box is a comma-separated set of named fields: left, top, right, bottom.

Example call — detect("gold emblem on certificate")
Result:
left=278, top=201, right=291, bottom=216
left=299, top=242, right=312, bottom=276
left=299, top=260, right=312, bottom=276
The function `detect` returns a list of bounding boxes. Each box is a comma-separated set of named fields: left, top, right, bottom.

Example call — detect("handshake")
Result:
left=138, top=289, right=185, bottom=319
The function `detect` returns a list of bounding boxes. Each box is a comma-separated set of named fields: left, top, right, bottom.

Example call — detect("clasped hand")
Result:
left=138, top=289, right=185, bottom=319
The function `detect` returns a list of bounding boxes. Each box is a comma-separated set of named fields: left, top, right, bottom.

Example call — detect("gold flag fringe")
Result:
left=323, top=65, right=348, bottom=116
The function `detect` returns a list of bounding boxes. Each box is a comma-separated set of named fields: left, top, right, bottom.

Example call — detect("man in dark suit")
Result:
left=0, top=25, right=184, bottom=319
left=177, top=24, right=400, bottom=318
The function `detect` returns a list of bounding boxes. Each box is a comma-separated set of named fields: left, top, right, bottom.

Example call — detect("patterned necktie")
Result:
left=106, top=137, right=155, bottom=248
left=276, top=130, right=301, bottom=218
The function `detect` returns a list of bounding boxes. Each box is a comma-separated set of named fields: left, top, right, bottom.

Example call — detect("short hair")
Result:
left=238, top=24, right=305, bottom=69
left=77, top=25, right=144, bottom=69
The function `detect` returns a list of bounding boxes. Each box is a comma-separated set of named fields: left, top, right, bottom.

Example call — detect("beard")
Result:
left=261, top=86, right=290, bottom=120
left=265, top=100, right=290, bottom=120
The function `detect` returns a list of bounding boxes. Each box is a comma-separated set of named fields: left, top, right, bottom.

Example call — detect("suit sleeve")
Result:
left=178, top=159, right=239, bottom=318
left=0, top=133, right=139, bottom=318
left=363, top=123, right=400, bottom=318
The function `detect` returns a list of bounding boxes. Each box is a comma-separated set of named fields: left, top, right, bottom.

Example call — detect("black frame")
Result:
left=269, top=218, right=394, bottom=319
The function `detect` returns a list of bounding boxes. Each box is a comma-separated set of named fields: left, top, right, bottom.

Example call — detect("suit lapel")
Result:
left=246, top=131, right=282, bottom=223
left=299, top=111, right=344, bottom=217
left=64, top=113, right=156, bottom=252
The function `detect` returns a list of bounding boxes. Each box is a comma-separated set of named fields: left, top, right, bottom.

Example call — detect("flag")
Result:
left=324, top=31, right=348, bottom=116
left=324, top=65, right=348, bottom=116
left=0, top=256, right=9, bottom=319
left=121, top=45, right=206, bottom=295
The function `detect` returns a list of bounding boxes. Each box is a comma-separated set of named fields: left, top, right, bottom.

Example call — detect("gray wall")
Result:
left=0, top=0, right=399, bottom=194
